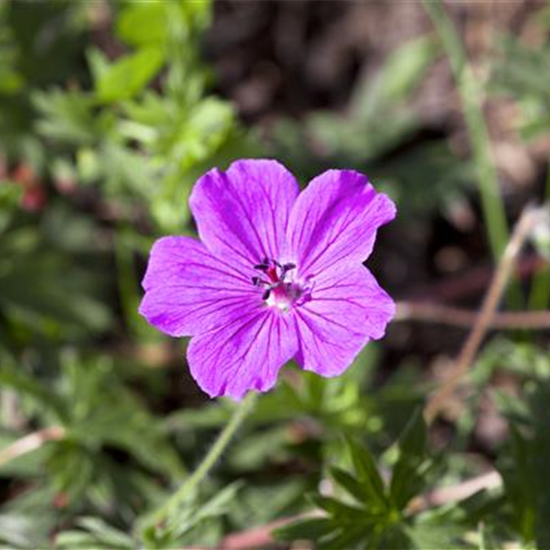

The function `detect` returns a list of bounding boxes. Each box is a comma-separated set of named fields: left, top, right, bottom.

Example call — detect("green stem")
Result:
left=422, top=0, right=509, bottom=259
left=114, top=225, right=143, bottom=337
left=527, top=154, right=550, bottom=310
left=144, top=392, right=258, bottom=532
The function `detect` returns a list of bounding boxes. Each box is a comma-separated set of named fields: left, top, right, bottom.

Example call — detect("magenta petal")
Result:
left=293, top=267, right=395, bottom=377
left=189, top=159, right=300, bottom=266
left=187, top=309, right=298, bottom=400
left=139, top=237, right=257, bottom=337
left=139, top=161, right=397, bottom=400
left=286, top=170, right=395, bottom=277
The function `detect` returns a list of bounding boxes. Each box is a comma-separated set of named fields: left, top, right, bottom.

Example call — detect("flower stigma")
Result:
left=252, top=258, right=312, bottom=312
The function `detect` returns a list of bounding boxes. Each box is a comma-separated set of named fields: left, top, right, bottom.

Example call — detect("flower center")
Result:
left=252, top=258, right=312, bottom=311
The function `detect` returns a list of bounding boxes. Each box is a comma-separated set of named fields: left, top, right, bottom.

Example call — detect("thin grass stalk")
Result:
left=422, top=0, right=509, bottom=259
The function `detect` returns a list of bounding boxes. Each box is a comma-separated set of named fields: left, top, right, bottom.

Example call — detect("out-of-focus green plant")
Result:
left=0, top=351, right=185, bottom=496
left=487, top=341, right=550, bottom=549
left=32, top=0, right=256, bottom=233
left=2, top=1, right=550, bottom=549
left=0, top=207, right=113, bottom=341
left=422, top=0, right=510, bottom=260
left=0, top=0, right=88, bottom=167
left=272, top=34, right=474, bottom=220
left=492, top=35, right=550, bottom=141
left=491, top=14, right=550, bottom=311
left=306, top=36, right=440, bottom=162
left=276, top=412, right=500, bottom=549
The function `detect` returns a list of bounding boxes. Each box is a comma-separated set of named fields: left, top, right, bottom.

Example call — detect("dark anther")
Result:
left=252, top=276, right=271, bottom=287
left=253, top=259, right=296, bottom=297
left=279, top=262, right=296, bottom=281
left=254, top=257, right=273, bottom=271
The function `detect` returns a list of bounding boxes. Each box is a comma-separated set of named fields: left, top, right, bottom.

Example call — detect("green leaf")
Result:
left=316, top=524, right=369, bottom=550
left=405, top=520, right=459, bottom=549
left=33, top=89, right=101, bottom=145
left=371, top=35, right=439, bottom=103
left=331, top=466, right=369, bottom=505
left=96, top=47, right=164, bottom=103
left=75, top=517, right=135, bottom=549
left=309, top=495, right=365, bottom=520
left=274, top=517, right=335, bottom=542
left=0, top=512, right=52, bottom=548
left=167, top=481, right=242, bottom=538
left=116, top=1, right=167, bottom=47
left=389, top=409, right=429, bottom=511
left=345, top=436, right=387, bottom=504
left=86, top=47, right=111, bottom=83
left=55, top=516, right=135, bottom=549
left=330, top=465, right=389, bottom=513
left=0, top=368, right=66, bottom=421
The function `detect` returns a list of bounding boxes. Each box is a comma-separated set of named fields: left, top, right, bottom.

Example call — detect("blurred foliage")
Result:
left=272, top=34, right=474, bottom=218
left=1, top=0, right=257, bottom=235
left=491, top=26, right=550, bottom=141
left=1, top=0, right=550, bottom=549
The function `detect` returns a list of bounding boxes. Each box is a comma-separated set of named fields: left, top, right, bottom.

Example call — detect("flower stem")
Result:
left=144, top=392, right=258, bottom=533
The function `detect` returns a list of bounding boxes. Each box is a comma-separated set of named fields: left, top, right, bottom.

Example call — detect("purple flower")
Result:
left=139, top=159, right=396, bottom=400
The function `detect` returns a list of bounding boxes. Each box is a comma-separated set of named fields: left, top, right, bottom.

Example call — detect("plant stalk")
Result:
left=424, top=206, right=547, bottom=424
left=144, top=392, right=258, bottom=533
left=422, top=0, right=509, bottom=259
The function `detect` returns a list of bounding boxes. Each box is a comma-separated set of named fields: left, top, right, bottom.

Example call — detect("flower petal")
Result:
left=293, top=267, right=395, bottom=377
left=187, top=309, right=298, bottom=400
left=189, top=159, right=300, bottom=267
left=286, top=170, right=395, bottom=277
left=139, top=236, right=258, bottom=337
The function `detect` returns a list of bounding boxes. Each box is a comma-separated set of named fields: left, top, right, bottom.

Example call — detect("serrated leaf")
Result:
left=390, top=409, right=429, bottom=511
left=274, top=517, right=335, bottom=542
left=75, top=517, right=134, bottom=549
left=0, top=368, right=66, bottom=421
left=116, top=1, right=167, bottom=47
left=54, top=530, right=103, bottom=549
left=376, top=35, right=439, bottom=102
left=33, top=89, right=101, bottom=145
left=331, top=466, right=369, bottom=504
left=96, top=47, right=164, bottom=103
left=0, top=513, right=52, bottom=548
left=164, top=482, right=243, bottom=540
left=330, top=466, right=389, bottom=513
left=345, top=436, right=387, bottom=503
left=316, top=524, right=367, bottom=550
left=309, top=495, right=365, bottom=520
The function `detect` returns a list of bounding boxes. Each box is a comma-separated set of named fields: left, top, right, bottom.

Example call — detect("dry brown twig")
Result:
left=0, top=425, right=66, bottom=469
left=396, top=301, right=550, bottom=330
left=406, top=469, right=502, bottom=515
left=423, top=205, right=550, bottom=424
